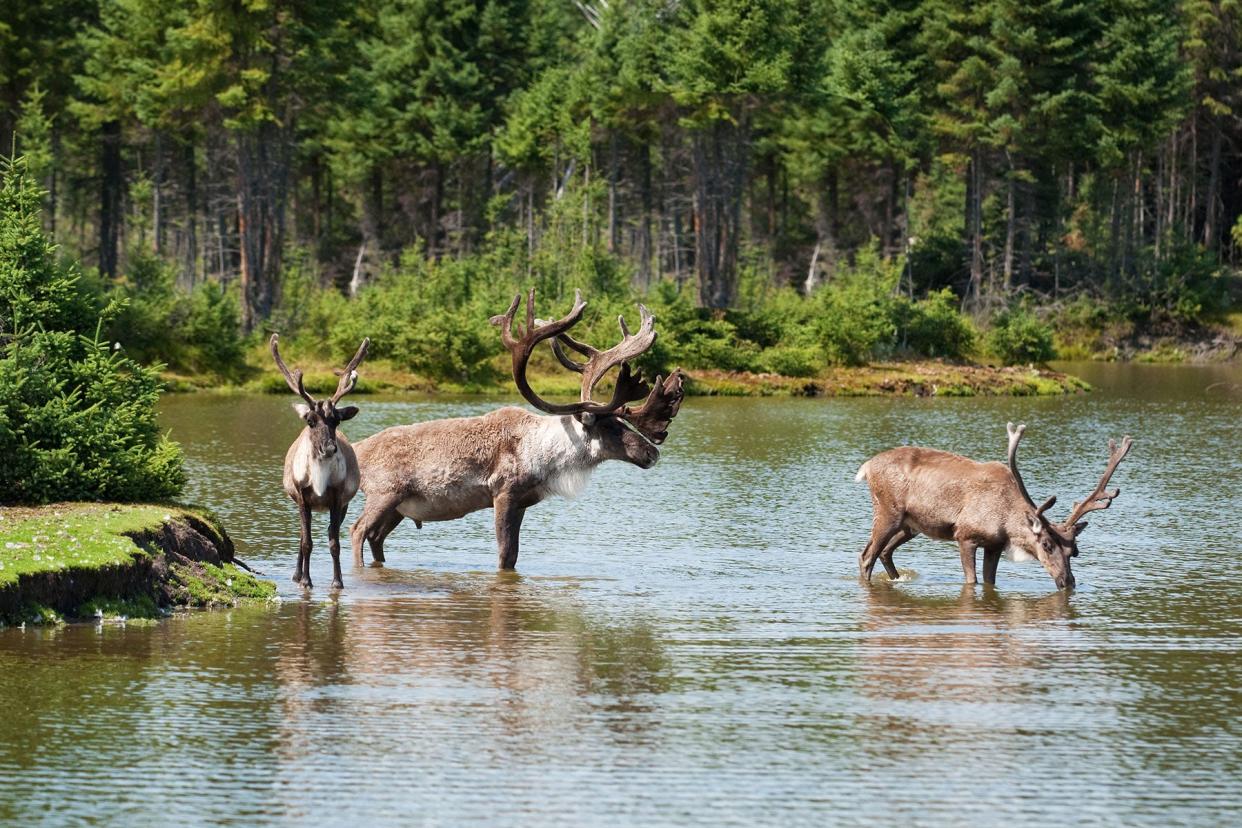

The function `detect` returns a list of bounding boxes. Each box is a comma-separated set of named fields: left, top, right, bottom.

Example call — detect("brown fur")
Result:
left=350, top=406, right=658, bottom=569
left=856, top=446, right=1078, bottom=590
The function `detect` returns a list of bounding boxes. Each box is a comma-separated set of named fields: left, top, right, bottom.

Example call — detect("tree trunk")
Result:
left=1003, top=160, right=1015, bottom=291
left=1204, top=123, right=1222, bottom=248
left=98, top=119, right=123, bottom=279
left=692, top=118, right=748, bottom=309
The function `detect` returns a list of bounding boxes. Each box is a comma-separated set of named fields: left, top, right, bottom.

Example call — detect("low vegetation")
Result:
left=0, top=504, right=274, bottom=626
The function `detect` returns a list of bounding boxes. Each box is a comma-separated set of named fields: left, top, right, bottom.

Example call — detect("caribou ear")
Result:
left=293, top=403, right=313, bottom=421
left=337, top=405, right=360, bottom=421
left=1029, top=515, right=1044, bottom=535
left=578, top=412, right=597, bottom=427
left=1071, top=520, right=1088, bottom=537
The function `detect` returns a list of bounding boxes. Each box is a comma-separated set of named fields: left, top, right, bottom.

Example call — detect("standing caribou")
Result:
left=350, top=289, right=684, bottom=570
left=271, top=334, right=370, bottom=589
left=855, top=423, right=1133, bottom=590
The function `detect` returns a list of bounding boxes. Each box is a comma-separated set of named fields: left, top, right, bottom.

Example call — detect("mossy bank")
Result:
left=0, top=504, right=275, bottom=626
left=165, top=353, right=1089, bottom=398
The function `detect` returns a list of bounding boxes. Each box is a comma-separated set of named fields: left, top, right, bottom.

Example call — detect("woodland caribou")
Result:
left=271, top=334, right=370, bottom=589
left=855, top=423, right=1133, bottom=590
left=350, top=289, right=685, bottom=569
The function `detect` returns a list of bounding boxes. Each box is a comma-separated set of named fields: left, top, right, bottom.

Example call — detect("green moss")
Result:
left=1, top=503, right=275, bottom=626
left=18, top=603, right=64, bottom=626
left=0, top=504, right=171, bottom=588
left=168, top=561, right=276, bottom=608
left=77, top=595, right=160, bottom=622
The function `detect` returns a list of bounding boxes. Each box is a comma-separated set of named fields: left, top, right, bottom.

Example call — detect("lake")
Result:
left=1, top=362, right=1240, bottom=826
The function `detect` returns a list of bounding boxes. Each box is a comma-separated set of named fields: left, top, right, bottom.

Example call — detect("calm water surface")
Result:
left=2, top=362, right=1240, bottom=826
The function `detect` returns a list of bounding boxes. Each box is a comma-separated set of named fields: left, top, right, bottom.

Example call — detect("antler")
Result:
left=619, top=370, right=686, bottom=444
left=492, top=289, right=616, bottom=415
left=543, top=307, right=656, bottom=407
left=1059, top=435, right=1134, bottom=534
left=330, top=337, right=371, bottom=404
left=270, top=334, right=315, bottom=405
left=1006, top=422, right=1056, bottom=516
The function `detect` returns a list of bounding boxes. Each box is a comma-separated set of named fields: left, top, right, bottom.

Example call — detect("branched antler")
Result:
left=1006, top=422, right=1056, bottom=516
left=330, top=337, right=371, bottom=404
left=1060, top=435, right=1134, bottom=534
left=270, top=334, right=315, bottom=405
left=493, top=290, right=658, bottom=416
left=620, top=370, right=686, bottom=444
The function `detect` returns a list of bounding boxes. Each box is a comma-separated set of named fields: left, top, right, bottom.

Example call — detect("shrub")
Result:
left=0, top=157, right=184, bottom=504
left=896, top=288, right=976, bottom=359
left=758, top=344, right=823, bottom=377
left=107, top=255, right=245, bottom=379
left=986, top=307, right=1056, bottom=365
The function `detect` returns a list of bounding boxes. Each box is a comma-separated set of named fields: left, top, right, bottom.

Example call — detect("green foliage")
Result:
left=1122, top=240, right=1229, bottom=327
left=986, top=307, right=1057, bottom=365
left=107, top=255, right=246, bottom=379
left=0, top=158, right=184, bottom=505
left=894, top=288, right=976, bottom=359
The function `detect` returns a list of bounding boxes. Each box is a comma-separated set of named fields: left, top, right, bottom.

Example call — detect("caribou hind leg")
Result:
left=350, top=491, right=405, bottom=565
left=860, top=510, right=904, bottom=581
left=877, top=528, right=916, bottom=580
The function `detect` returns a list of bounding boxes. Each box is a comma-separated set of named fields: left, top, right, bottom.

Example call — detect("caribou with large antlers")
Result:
left=855, top=423, right=1133, bottom=590
left=350, top=289, right=685, bottom=570
left=271, top=334, right=370, bottom=589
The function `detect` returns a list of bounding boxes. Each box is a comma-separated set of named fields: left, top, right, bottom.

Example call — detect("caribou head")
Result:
left=490, top=289, right=685, bottom=470
left=1004, top=422, right=1134, bottom=589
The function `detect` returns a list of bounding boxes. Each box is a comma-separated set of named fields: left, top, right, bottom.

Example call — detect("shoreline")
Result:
left=163, top=358, right=1091, bottom=398
left=0, top=504, right=275, bottom=627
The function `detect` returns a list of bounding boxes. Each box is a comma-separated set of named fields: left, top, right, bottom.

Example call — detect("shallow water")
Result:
left=2, top=362, right=1240, bottom=826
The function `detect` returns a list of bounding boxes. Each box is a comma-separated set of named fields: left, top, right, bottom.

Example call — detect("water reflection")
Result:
left=2, top=362, right=1240, bottom=825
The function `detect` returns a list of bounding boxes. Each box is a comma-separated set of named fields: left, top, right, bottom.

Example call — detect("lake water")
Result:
left=2, top=362, right=1240, bottom=826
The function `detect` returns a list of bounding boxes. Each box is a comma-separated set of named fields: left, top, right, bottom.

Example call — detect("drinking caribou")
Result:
left=271, top=334, right=370, bottom=589
left=855, top=423, right=1133, bottom=590
left=350, top=289, right=685, bottom=570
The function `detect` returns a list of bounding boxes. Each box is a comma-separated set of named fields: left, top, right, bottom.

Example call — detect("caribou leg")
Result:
left=982, top=547, right=1002, bottom=585
left=328, top=503, right=346, bottom=590
left=878, top=528, right=916, bottom=580
left=860, top=511, right=903, bottom=581
left=350, top=491, right=404, bottom=565
left=494, top=493, right=526, bottom=570
left=296, top=496, right=313, bottom=588
left=957, top=539, right=978, bottom=585
left=367, top=511, right=404, bottom=564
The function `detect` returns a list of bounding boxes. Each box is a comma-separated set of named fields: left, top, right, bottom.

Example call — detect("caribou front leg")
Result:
left=493, top=492, right=526, bottom=571
left=296, top=496, right=313, bottom=588
left=328, top=503, right=346, bottom=590
left=982, top=547, right=1001, bottom=585
left=957, top=539, right=978, bottom=585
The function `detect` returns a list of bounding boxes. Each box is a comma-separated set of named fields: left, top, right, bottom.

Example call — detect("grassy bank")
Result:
left=162, top=344, right=1089, bottom=398
left=0, top=504, right=274, bottom=626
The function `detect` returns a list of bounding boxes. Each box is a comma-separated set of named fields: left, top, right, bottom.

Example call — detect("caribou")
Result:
left=350, top=289, right=685, bottom=570
left=855, top=423, right=1133, bottom=590
left=271, top=334, right=370, bottom=589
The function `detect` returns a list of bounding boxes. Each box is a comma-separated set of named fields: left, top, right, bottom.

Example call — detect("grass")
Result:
left=161, top=340, right=1091, bottom=399
left=687, top=361, right=1090, bottom=397
left=0, top=503, right=275, bottom=624
left=0, top=503, right=172, bottom=589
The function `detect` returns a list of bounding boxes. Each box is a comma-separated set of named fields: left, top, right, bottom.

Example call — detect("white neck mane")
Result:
left=520, top=415, right=603, bottom=499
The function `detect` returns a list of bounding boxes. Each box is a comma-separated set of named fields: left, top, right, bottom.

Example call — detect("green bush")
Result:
left=896, top=288, right=976, bottom=359
left=107, top=255, right=245, bottom=379
left=758, top=344, right=823, bottom=376
left=986, top=307, right=1057, bottom=365
left=0, top=157, right=184, bottom=504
